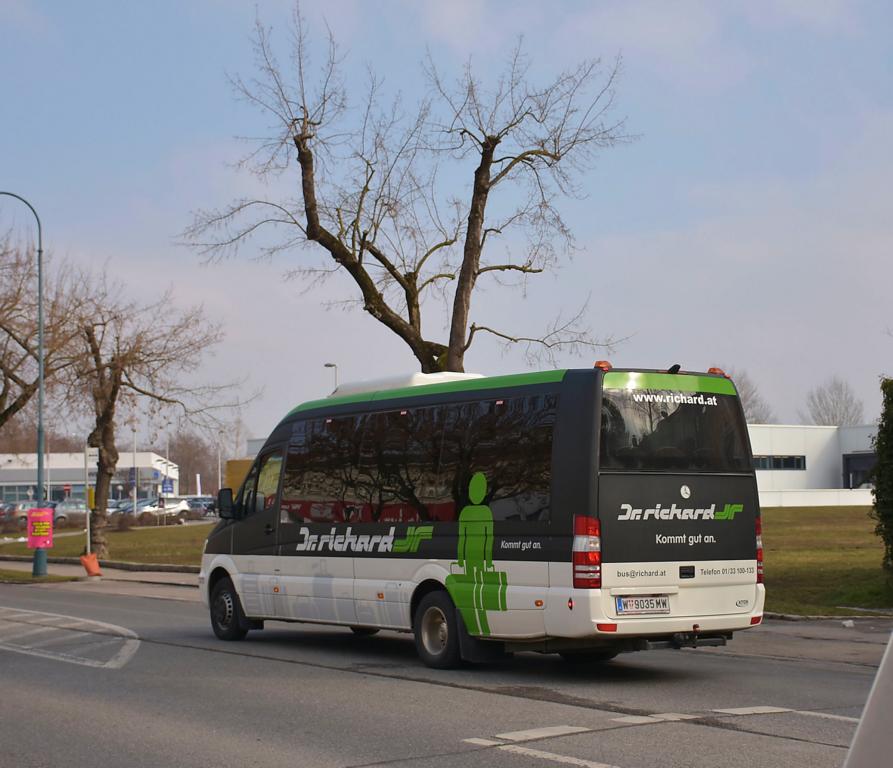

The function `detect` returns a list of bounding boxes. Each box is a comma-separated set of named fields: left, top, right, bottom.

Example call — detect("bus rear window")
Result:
left=599, top=388, right=751, bottom=473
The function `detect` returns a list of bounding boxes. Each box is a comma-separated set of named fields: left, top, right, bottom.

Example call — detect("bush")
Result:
left=873, top=377, right=893, bottom=573
left=137, top=511, right=157, bottom=527
left=116, top=513, right=134, bottom=532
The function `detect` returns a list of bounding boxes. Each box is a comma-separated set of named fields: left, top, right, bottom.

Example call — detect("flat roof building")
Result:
left=0, top=452, right=179, bottom=503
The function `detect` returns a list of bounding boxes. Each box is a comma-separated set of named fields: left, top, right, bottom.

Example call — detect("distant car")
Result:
left=187, top=497, right=216, bottom=515
left=16, top=500, right=57, bottom=524
left=54, top=501, right=88, bottom=525
left=144, top=498, right=190, bottom=519
left=114, top=498, right=158, bottom=516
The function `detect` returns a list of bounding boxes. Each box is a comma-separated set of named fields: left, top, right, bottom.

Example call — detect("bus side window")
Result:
left=235, top=464, right=259, bottom=519
left=239, top=452, right=283, bottom=519
left=254, top=453, right=284, bottom=515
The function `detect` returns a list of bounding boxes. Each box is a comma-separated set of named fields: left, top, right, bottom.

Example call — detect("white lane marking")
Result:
left=495, top=726, right=592, bottom=742
left=23, top=630, right=92, bottom=649
left=793, top=710, right=861, bottom=723
left=0, top=606, right=139, bottom=669
left=0, top=625, right=57, bottom=643
left=612, top=715, right=662, bottom=724
left=499, top=744, right=621, bottom=768
left=653, top=713, right=699, bottom=721
left=464, top=738, right=504, bottom=746
left=713, top=706, right=792, bottom=716
left=612, top=712, right=700, bottom=724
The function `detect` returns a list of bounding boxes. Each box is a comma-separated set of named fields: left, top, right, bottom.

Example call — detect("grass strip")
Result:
left=762, top=506, right=893, bottom=616
left=0, top=523, right=216, bottom=566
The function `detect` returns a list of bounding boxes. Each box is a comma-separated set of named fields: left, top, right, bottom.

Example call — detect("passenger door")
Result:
left=231, top=449, right=284, bottom=618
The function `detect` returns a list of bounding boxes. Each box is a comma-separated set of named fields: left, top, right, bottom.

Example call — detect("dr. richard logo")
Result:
left=617, top=502, right=743, bottom=521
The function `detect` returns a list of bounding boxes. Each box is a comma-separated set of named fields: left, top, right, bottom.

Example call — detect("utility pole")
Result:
left=1, top=192, right=47, bottom=577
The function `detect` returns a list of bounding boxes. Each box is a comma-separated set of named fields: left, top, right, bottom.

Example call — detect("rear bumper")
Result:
left=545, top=584, right=765, bottom=639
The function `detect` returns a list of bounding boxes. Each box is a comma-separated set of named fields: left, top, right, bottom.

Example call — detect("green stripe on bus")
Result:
left=603, top=371, right=737, bottom=395
left=287, top=369, right=568, bottom=416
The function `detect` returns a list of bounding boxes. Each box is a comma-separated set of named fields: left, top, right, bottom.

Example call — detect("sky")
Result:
left=2, top=0, right=891, bottom=448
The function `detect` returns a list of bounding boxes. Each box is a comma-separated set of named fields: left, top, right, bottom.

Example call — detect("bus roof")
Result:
left=284, top=366, right=738, bottom=420
left=287, top=369, right=568, bottom=418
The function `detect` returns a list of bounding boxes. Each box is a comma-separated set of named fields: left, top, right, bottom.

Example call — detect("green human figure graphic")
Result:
left=445, top=472, right=508, bottom=636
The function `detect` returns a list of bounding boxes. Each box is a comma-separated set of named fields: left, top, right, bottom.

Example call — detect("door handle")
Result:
left=264, top=524, right=274, bottom=535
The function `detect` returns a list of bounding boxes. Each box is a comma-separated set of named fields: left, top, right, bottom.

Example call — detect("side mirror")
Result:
left=217, top=488, right=234, bottom=519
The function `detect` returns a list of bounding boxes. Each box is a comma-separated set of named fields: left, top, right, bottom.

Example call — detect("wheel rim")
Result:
left=213, top=589, right=235, bottom=629
left=420, top=605, right=448, bottom=656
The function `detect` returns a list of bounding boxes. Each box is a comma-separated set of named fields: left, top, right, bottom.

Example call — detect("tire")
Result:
left=559, top=648, right=620, bottom=664
left=349, top=626, right=380, bottom=636
left=55, top=516, right=67, bottom=525
left=413, top=591, right=461, bottom=669
left=210, top=576, right=249, bottom=641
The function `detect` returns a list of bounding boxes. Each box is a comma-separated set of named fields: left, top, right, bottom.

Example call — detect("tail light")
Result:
left=755, top=517, right=764, bottom=584
left=573, top=516, right=601, bottom=589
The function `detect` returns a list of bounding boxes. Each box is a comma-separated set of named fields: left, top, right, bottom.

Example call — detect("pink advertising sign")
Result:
left=27, top=508, right=54, bottom=549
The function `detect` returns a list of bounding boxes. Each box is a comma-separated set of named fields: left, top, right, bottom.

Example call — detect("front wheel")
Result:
left=413, top=591, right=461, bottom=669
left=210, top=576, right=248, bottom=641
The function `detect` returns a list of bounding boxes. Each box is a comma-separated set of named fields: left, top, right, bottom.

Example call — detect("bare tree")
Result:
left=187, top=9, right=630, bottom=372
left=800, top=376, right=865, bottom=426
left=0, top=235, right=87, bottom=431
left=160, top=429, right=219, bottom=496
left=62, top=279, right=241, bottom=557
left=725, top=367, right=775, bottom=424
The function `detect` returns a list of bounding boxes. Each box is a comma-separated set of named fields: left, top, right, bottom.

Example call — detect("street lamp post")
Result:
left=131, top=425, right=138, bottom=516
left=0, top=192, right=46, bottom=577
left=324, top=362, right=339, bottom=390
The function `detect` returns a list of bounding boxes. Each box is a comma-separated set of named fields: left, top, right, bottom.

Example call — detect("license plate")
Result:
left=615, top=595, right=670, bottom=615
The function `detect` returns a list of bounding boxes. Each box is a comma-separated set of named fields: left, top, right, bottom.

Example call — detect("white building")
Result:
left=748, top=424, right=876, bottom=507
left=0, top=452, right=179, bottom=504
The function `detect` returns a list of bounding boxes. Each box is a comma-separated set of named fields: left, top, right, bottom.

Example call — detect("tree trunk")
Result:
left=446, top=136, right=497, bottom=371
left=88, top=409, right=117, bottom=559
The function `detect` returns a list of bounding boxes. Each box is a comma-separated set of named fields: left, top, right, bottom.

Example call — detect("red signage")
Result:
left=27, top=508, right=54, bottom=549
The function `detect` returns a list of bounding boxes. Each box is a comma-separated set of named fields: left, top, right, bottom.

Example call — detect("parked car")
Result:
left=113, top=497, right=158, bottom=516
left=187, top=497, right=216, bottom=515
left=54, top=500, right=88, bottom=525
left=15, top=500, right=57, bottom=524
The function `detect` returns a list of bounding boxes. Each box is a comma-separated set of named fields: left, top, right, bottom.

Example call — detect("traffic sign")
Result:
left=162, top=478, right=174, bottom=493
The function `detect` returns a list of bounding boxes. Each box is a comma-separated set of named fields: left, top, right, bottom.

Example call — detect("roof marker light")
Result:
left=594, top=360, right=612, bottom=371
left=708, top=367, right=731, bottom=378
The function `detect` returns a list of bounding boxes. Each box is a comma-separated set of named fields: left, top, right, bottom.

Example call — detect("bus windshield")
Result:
left=599, top=387, right=751, bottom=473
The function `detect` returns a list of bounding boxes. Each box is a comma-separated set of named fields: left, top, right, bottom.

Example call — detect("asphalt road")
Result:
left=0, top=581, right=889, bottom=768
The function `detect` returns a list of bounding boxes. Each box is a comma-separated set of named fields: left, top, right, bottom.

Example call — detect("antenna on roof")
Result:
left=667, top=364, right=681, bottom=374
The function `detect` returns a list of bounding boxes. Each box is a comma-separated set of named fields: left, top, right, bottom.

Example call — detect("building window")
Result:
left=753, top=455, right=806, bottom=471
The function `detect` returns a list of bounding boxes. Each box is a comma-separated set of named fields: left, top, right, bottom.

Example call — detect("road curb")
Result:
left=764, top=611, right=891, bottom=621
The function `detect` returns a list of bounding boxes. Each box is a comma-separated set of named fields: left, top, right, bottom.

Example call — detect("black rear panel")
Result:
left=598, top=473, right=759, bottom=563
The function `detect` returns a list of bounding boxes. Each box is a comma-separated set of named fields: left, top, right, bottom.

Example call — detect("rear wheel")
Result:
left=413, top=591, right=461, bottom=669
left=210, top=576, right=248, bottom=641
left=559, top=648, right=620, bottom=663
left=349, top=626, right=380, bottom=636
